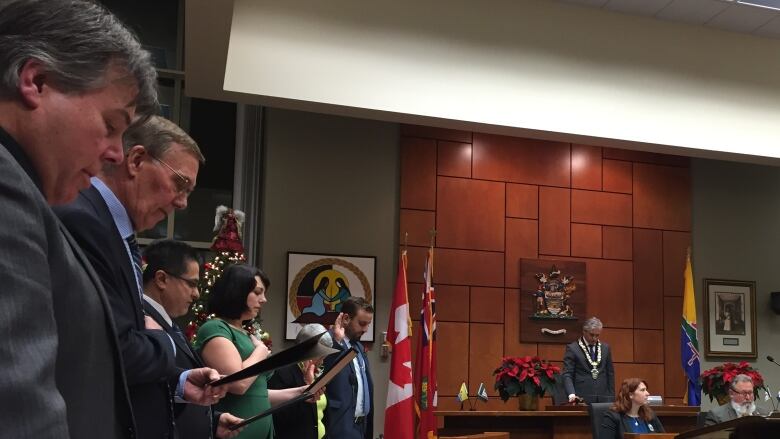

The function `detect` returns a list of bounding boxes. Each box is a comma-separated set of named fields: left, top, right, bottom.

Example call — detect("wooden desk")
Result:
left=624, top=435, right=677, bottom=439
left=436, top=406, right=698, bottom=439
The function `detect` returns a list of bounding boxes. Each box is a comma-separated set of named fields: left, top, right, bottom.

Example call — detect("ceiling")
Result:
left=560, top=0, right=780, bottom=39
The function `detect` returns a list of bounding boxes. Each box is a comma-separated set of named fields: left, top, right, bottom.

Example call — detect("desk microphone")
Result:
left=763, top=382, right=779, bottom=413
left=768, top=355, right=780, bottom=367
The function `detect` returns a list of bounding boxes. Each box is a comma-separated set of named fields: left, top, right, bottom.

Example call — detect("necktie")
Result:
left=356, top=345, right=371, bottom=415
left=125, top=234, right=144, bottom=300
left=590, top=345, right=596, bottom=359
left=172, top=323, right=194, bottom=357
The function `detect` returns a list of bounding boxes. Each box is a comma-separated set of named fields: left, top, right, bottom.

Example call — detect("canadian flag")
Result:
left=384, top=251, right=415, bottom=438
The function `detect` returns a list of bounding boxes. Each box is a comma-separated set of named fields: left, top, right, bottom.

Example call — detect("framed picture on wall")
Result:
left=703, top=278, right=757, bottom=358
left=284, top=252, right=376, bottom=341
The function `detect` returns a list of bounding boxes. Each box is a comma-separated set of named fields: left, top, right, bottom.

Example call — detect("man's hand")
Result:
left=215, top=412, right=244, bottom=438
left=144, top=315, right=162, bottom=330
left=568, top=394, right=578, bottom=403
left=331, top=312, right=346, bottom=344
left=303, top=360, right=316, bottom=385
left=184, top=367, right=227, bottom=406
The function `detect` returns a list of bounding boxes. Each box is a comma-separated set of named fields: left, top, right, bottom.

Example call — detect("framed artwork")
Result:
left=285, top=252, right=376, bottom=341
left=703, top=278, right=757, bottom=358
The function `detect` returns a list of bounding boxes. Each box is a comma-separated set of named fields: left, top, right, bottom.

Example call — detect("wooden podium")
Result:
left=675, top=414, right=780, bottom=439
left=436, top=405, right=698, bottom=439
left=624, top=434, right=677, bottom=439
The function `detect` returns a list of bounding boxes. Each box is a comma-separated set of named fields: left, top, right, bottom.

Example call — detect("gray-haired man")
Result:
left=562, top=317, right=616, bottom=403
left=703, top=374, right=769, bottom=425
left=0, top=0, right=158, bottom=437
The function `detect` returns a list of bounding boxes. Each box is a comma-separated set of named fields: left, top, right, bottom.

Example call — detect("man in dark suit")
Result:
left=55, top=116, right=227, bottom=439
left=325, top=297, right=375, bottom=439
left=562, top=316, right=615, bottom=403
left=0, top=1, right=158, bottom=437
left=142, top=240, right=243, bottom=438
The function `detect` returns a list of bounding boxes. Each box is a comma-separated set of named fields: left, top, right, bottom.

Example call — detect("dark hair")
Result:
left=141, top=239, right=199, bottom=286
left=341, top=296, right=374, bottom=318
left=611, top=378, right=654, bottom=422
left=208, top=263, right=270, bottom=320
left=0, top=0, right=158, bottom=117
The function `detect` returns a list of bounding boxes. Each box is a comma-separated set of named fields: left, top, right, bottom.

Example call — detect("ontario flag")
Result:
left=384, top=250, right=414, bottom=439
left=414, top=247, right=438, bottom=439
left=681, top=249, right=701, bottom=406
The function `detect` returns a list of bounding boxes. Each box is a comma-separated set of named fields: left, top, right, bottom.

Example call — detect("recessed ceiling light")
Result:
left=737, top=0, right=780, bottom=11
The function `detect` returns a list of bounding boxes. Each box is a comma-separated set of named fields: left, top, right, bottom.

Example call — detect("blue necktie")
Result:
left=356, top=345, right=371, bottom=415
left=125, top=234, right=144, bottom=300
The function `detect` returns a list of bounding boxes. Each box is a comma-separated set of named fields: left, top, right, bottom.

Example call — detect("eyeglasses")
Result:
left=730, top=389, right=754, bottom=397
left=151, top=156, right=194, bottom=196
left=165, top=272, right=200, bottom=289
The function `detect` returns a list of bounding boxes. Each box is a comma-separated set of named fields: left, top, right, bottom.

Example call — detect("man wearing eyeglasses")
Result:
left=141, top=239, right=243, bottom=438
left=703, top=374, right=769, bottom=426
left=54, top=116, right=228, bottom=439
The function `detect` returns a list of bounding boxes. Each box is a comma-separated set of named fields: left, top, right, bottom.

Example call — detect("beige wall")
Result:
left=259, top=108, right=399, bottom=435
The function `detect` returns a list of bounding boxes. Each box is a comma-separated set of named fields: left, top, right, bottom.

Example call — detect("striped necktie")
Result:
left=125, top=234, right=144, bottom=299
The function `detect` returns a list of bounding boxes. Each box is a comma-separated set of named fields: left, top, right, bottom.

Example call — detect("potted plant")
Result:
left=700, top=361, right=767, bottom=405
left=493, top=355, right=561, bottom=410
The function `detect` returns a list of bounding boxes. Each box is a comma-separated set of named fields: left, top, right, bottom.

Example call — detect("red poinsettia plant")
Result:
left=493, top=356, right=561, bottom=401
left=700, top=361, right=766, bottom=403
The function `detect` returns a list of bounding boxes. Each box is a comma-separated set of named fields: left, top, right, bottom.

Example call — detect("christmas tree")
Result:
left=186, top=206, right=271, bottom=347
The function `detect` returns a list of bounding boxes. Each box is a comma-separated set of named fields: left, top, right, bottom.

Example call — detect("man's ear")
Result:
left=126, top=145, right=147, bottom=177
left=17, top=59, right=48, bottom=109
left=153, top=269, right=168, bottom=290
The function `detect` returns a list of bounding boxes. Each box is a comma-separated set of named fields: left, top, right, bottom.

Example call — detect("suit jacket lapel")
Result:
left=142, top=300, right=200, bottom=365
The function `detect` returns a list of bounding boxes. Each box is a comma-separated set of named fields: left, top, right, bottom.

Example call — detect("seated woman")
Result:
left=196, top=264, right=309, bottom=439
left=599, top=378, right=665, bottom=439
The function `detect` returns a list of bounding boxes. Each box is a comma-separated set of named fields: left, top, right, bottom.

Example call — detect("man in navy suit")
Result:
left=141, top=239, right=243, bottom=438
left=325, top=297, right=375, bottom=439
left=55, top=116, right=227, bottom=439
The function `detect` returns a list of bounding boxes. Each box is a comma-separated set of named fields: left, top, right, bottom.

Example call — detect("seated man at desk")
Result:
left=704, top=374, right=768, bottom=426
left=562, top=317, right=615, bottom=403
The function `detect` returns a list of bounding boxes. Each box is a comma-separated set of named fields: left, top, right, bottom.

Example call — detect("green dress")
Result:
left=195, top=319, right=274, bottom=439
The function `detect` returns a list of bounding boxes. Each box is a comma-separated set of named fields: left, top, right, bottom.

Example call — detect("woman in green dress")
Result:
left=196, top=264, right=307, bottom=439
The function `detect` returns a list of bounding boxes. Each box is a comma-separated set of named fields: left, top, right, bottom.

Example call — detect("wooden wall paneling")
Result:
left=504, top=288, right=539, bottom=357
left=633, top=163, right=691, bottom=231
left=471, top=287, right=505, bottom=323
left=663, top=231, right=691, bottom=297
left=400, top=209, right=435, bottom=247
left=570, top=190, right=632, bottom=227
left=438, top=141, right=472, bottom=178
left=400, top=137, right=436, bottom=209
left=401, top=124, right=472, bottom=143
left=505, top=218, right=539, bottom=288
left=633, top=329, right=664, bottom=364
left=603, top=148, right=690, bottom=167
left=586, top=259, right=634, bottom=328
left=613, top=363, right=666, bottom=396
left=405, top=246, right=430, bottom=284
left=538, top=343, right=566, bottom=363
left=603, top=159, right=633, bottom=194
left=663, top=297, right=686, bottom=398
left=633, top=229, right=664, bottom=329
left=601, top=328, right=634, bottom=363
left=437, top=177, right=505, bottom=251
left=469, top=323, right=505, bottom=396
left=408, top=282, right=423, bottom=321
left=539, top=187, right=571, bottom=256
left=435, top=284, right=470, bottom=322
left=473, top=133, right=571, bottom=186
left=506, top=183, right=539, bottom=219
left=435, top=248, right=504, bottom=287
left=571, top=144, right=602, bottom=190
left=603, top=226, right=632, bottom=260
left=571, top=223, right=602, bottom=258
left=437, top=322, right=471, bottom=397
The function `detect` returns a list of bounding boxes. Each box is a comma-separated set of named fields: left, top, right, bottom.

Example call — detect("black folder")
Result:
left=229, top=347, right=357, bottom=431
left=210, top=331, right=333, bottom=387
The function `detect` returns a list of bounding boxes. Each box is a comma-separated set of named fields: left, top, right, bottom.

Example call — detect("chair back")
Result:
left=587, top=402, right=613, bottom=439
left=696, top=411, right=709, bottom=427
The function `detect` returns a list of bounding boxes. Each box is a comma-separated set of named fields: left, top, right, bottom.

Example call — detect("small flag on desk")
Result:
left=456, top=382, right=469, bottom=402
left=477, top=383, right=489, bottom=402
